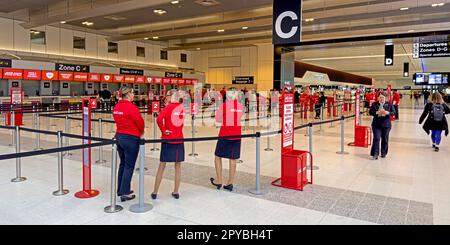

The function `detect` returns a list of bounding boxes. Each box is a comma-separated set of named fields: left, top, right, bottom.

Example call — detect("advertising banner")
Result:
left=3, top=69, right=23, bottom=79
left=282, top=93, right=294, bottom=150
left=88, top=74, right=101, bottom=82
left=101, top=74, right=113, bottom=82
left=74, top=72, right=88, bottom=81
left=355, top=89, right=360, bottom=126
left=190, top=102, right=198, bottom=115
left=23, top=70, right=42, bottom=80
left=59, top=72, right=74, bottom=81
left=42, top=71, right=58, bottom=81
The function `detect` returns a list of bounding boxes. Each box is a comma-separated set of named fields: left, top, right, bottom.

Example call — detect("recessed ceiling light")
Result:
left=82, top=21, right=94, bottom=26
left=144, top=37, right=149, bottom=40
left=400, top=7, right=409, bottom=11
left=153, top=9, right=167, bottom=15
left=196, top=48, right=201, bottom=50
left=60, top=21, right=66, bottom=24
left=171, top=0, right=180, bottom=4
left=305, top=18, right=315, bottom=22
left=242, top=26, right=248, bottom=30
left=195, top=0, right=220, bottom=6
left=152, top=36, right=159, bottom=39
left=217, top=29, right=225, bottom=33
left=408, top=30, right=415, bottom=33
left=431, top=3, right=445, bottom=7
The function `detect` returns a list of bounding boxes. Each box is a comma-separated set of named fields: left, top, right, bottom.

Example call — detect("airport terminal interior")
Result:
left=1, top=0, right=450, bottom=225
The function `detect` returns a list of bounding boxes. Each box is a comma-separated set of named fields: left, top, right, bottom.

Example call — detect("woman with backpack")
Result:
left=419, top=92, right=450, bottom=152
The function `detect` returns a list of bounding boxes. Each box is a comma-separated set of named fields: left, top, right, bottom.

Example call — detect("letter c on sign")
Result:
left=275, top=11, right=299, bottom=39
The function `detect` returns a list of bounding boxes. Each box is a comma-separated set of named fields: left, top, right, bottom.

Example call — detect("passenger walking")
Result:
left=392, top=90, right=401, bottom=120
left=112, top=87, right=145, bottom=202
left=423, top=90, right=431, bottom=105
left=210, top=88, right=244, bottom=192
left=152, top=90, right=186, bottom=199
left=419, top=92, right=450, bottom=152
left=369, top=92, right=396, bottom=160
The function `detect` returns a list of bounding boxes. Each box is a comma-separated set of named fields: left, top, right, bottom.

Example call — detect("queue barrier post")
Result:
left=34, top=113, right=43, bottom=150
left=329, top=104, right=335, bottom=128
left=63, top=115, right=72, bottom=156
left=336, top=116, right=349, bottom=155
left=95, top=118, right=107, bottom=164
left=248, top=132, right=265, bottom=195
left=11, top=126, right=26, bottom=182
left=264, top=115, right=274, bottom=151
left=130, top=139, right=153, bottom=213
left=53, top=131, right=69, bottom=196
left=104, top=143, right=123, bottom=213
left=189, top=115, right=198, bottom=157
left=150, top=113, right=160, bottom=152
left=308, top=124, right=319, bottom=170
left=9, top=111, right=16, bottom=146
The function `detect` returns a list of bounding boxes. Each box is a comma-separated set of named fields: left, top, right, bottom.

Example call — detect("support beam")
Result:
left=21, top=0, right=170, bottom=29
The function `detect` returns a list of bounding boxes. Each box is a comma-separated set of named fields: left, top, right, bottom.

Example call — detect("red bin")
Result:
left=5, top=111, right=23, bottom=126
left=272, top=150, right=313, bottom=191
left=349, top=125, right=372, bottom=148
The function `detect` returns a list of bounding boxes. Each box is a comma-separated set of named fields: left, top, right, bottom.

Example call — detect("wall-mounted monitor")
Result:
left=414, top=72, right=449, bottom=85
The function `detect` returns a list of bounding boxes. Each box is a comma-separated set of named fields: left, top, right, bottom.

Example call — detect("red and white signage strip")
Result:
left=59, top=72, right=74, bottom=81
left=101, top=74, right=113, bottom=82
left=282, top=93, right=294, bottom=151
left=42, top=71, right=58, bottom=81
left=355, top=89, right=360, bottom=126
left=23, top=70, right=42, bottom=80
left=74, top=72, right=88, bottom=82
left=145, top=77, right=153, bottom=84
left=89, top=74, right=101, bottom=82
left=163, top=78, right=171, bottom=85
left=178, top=79, right=185, bottom=85
left=124, top=76, right=135, bottom=83
left=0, top=69, right=2, bottom=79
left=185, top=79, right=192, bottom=85
left=154, top=77, right=162, bottom=84
left=135, top=76, right=145, bottom=83
left=113, top=75, right=124, bottom=83
left=3, top=69, right=23, bottom=79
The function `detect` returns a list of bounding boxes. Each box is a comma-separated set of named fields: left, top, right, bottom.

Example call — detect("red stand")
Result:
left=75, top=98, right=100, bottom=199
left=272, top=91, right=313, bottom=191
left=348, top=89, right=372, bottom=148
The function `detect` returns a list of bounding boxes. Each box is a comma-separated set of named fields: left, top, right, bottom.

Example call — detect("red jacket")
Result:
left=393, top=93, right=401, bottom=105
left=216, top=100, right=244, bottom=140
left=113, top=100, right=144, bottom=138
left=157, top=102, right=185, bottom=144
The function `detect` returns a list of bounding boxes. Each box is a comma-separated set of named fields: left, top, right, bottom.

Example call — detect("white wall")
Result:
left=0, top=17, right=193, bottom=70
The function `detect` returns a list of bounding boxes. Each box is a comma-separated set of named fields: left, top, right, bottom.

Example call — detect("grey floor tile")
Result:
left=406, top=213, right=433, bottom=225
left=351, top=210, right=380, bottom=223
left=334, top=199, right=359, bottom=210
left=383, top=203, right=408, bottom=214
left=386, top=197, right=409, bottom=207
left=329, top=206, right=355, bottom=218
left=378, top=210, right=406, bottom=225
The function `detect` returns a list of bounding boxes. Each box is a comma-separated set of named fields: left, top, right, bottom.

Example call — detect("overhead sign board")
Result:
left=0, top=59, right=12, bottom=68
left=120, top=68, right=143, bottom=76
left=56, top=63, right=90, bottom=72
left=232, top=76, right=254, bottom=84
left=165, top=72, right=183, bottom=78
left=384, top=44, right=394, bottom=66
left=272, top=0, right=302, bottom=45
left=413, top=41, right=450, bottom=59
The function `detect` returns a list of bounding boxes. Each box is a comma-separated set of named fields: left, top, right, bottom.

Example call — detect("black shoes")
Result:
left=432, top=144, right=436, bottom=149
left=120, top=194, right=135, bottom=202
left=210, top=178, right=233, bottom=192
left=435, top=147, right=440, bottom=152
left=371, top=156, right=379, bottom=160
left=151, top=193, right=157, bottom=200
left=172, top=193, right=180, bottom=199
left=381, top=155, right=386, bottom=158
left=210, top=178, right=222, bottom=190
left=223, top=184, right=233, bottom=192
left=117, top=190, right=134, bottom=197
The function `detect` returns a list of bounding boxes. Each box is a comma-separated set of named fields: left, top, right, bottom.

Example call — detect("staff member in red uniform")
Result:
left=210, top=88, right=244, bottom=192
left=392, top=90, right=401, bottom=120
left=151, top=90, right=186, bottom=200
left=113, top=87, right=144, bottom=202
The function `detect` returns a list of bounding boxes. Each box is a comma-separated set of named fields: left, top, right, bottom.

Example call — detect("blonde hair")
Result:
left=431, top=92, right=444, bottom=104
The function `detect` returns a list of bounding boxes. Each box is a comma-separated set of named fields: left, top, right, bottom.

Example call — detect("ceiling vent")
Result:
left=104, top=15, right=126, bottom=21
left=195, top=0, right=220, bottom=6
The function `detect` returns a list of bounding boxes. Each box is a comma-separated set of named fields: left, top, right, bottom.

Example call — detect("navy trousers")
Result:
left=116, top=133, right=140, bottom=196
left=370, top=127, right=391, bottom=157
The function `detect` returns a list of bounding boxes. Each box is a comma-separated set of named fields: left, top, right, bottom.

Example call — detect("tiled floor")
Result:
left=0, top=99, right=448, bottom=225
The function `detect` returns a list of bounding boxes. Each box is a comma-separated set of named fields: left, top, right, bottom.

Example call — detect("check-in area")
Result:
left=0, top=0, right=450, bottom=227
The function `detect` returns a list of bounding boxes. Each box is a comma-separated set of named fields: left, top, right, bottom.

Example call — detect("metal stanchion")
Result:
left=95, top=118, right=107, bottom=164
left=318, top=106, right=324, bottom=132
left=92, top=113, right=96, bottom=136
left=130, top=140, right=153, bottom=213
left=264, top=115, right=273, bottom=151
left=307, top=125, right=320, bottom=170
left=249, top=133, right=265, bottom=195
left=189, top=115, right=198, bottom=157
left=53, top=131, right=69, bottom=196
left=104, top=143, right=123, bottom=213
left=63, top=116, right=72, bottom=156
left=9, top=111, right=15, bottom=146
left=34, top=113, right=43, bottom=150
left=150, top=113, right=159, bottom=151
left=336, top=116, right=349, bottom=155
left=329, top=104, right=335, bottom=128
left=11, top=126, right=26, bottom=182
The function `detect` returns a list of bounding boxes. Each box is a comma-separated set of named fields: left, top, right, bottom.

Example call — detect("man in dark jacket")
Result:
left=369, top=92, right=396, bottom=160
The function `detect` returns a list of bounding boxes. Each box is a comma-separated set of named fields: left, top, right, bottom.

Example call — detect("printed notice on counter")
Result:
left=282, top=95, right=294, bottom=148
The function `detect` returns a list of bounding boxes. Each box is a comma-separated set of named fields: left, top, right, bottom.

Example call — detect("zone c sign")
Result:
left=272, top=0, right=302, bottom=45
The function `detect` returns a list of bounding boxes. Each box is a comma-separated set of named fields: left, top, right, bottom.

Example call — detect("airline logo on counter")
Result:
left=3, top=69, right=23, bottom=79
left=59, top=72, right=74, bottom=81
left=135, top=76, right=145, bottom=83
left=124, top=76, right=135, bottom=83
left=101, top=74, right=112, bottom=82
left=163, top=78, right=171, bottom=85
left=272, top=0, right=302, bottom=45
left=89, top=74, right=101, bottom=82
left=74, top=72, right=88, bottom=81
left=146, top=77, right=153, bottom=83
left=43, top=71, right=58, bottom=80
left=23, top=70, right=42, bottom=80
left=154, top=77, right=162, bottom=84
left=113, top=75, right=124, bottom=83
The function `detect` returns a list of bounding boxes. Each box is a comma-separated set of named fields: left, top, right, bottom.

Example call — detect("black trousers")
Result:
left=116, top=133, right=140, bottom=196
left=393, top=105, right=399, bottom=120
left=370, top=126, right=391, bottom=157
